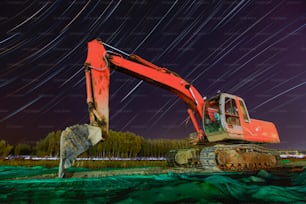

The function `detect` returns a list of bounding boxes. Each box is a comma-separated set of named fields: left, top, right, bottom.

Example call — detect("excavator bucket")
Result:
left=58, top=124, right=102, bottom=178
left=58, top=39, right=110, bottom=178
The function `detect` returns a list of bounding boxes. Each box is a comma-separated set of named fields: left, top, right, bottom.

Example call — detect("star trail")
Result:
left=1, top=1, right=306, bottom=149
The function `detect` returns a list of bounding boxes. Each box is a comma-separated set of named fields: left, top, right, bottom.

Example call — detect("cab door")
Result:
left=235, top=97, right=256, bottom=140
left=220, top=94, right=244, bottom=138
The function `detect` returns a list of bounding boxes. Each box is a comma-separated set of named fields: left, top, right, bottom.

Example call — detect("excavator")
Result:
left=58, top=39, right=281, bottom=177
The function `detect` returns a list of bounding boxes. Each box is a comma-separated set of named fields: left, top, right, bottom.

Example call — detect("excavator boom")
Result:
left=85, top=39, right=206, bottom=139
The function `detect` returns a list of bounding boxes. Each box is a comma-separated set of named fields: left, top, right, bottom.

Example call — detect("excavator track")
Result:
left=166, top=150, right=179, bottom=167
left=166, top=148, right=201, bottom=168
left=200, top=144, right=280, bottom=171
left=167, top=144, right=281, bottom=171
left=199, top=146, right=218, bottom=169
left=210, top=144, right=281, bottom=171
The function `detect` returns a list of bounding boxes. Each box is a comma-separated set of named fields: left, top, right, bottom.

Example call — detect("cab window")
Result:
left=225, top=98, right=238, bottom=116
left=239, top=100, right=250, bottom=122
left=203, top=96, right=223, bottom=134
left=224, top=97, right=240, bottom=126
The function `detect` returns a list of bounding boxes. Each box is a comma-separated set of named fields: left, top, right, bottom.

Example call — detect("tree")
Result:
left=0, top=139, right=13, bottom=157
left=30, top=128, right=190, bottom=158
left=14, top=143, right=32, bottom=155
left=34, top=130, right=61, bottom=157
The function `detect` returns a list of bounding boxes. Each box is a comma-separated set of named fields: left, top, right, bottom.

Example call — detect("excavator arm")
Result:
left=85, top=39, right=205, bottom=138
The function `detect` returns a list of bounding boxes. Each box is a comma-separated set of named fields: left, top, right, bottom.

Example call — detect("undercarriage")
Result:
left=166, top=144, right=282, bottom=171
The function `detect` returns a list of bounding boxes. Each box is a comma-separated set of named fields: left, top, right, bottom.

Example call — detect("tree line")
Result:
left=0, top=130, right=192, bottom=158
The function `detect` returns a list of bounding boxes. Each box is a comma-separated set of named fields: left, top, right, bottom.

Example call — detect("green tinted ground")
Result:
left=0, top=166, right=305, bottom=203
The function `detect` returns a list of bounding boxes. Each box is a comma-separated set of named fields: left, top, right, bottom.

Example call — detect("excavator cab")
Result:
left=203, top=93, right=279, bottom=143
left=203, top=93, right=250, bottom=142
left=203, top=93, right=245, bottom=142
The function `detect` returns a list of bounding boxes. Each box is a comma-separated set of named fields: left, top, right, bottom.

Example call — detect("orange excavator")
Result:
left=58, top=39, right=281, bottom=177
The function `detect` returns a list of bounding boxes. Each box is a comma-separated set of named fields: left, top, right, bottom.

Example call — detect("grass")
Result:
left=0, top=159, right=167, bottom=169
left=2, top=158, right=304, bottom=169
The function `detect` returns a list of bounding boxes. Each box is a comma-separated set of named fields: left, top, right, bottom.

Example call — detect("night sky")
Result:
left=1, top=1, right=306, bottom=149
